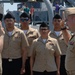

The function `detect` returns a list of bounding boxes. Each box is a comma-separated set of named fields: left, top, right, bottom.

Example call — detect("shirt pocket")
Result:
left=46, top=45, right=55, bottom=54
left=35, top=44, right=45, bottom=55
left=68, top=45, right=75, bottom=57
left=70, top=47, right=75, bottom=53
left=12, top=36, right=21, bottom=47
left=68, top=45, right=75, bottom=53
left=68, top=44, right=73, bottom=49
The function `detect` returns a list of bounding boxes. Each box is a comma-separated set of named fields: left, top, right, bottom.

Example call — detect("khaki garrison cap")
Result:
left=65, top=7, right=75, bottom=17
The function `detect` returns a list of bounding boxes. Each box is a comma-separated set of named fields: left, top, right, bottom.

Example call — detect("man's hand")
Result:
left=20, top=67, right=25, bottom=75
left=60, top=20, right=65, bottom=28
left=57, top=70, right=60, bottom=75
left=0, top=21, right=4, bottom=35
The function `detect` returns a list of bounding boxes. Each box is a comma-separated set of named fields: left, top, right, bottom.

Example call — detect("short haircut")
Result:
left=39, top=22, right=49, bottom=29
left=20, top=12, right=30, bottom=18
left=53, top=14, right=62, bottom=20
left=4, top=12, right=15, bottom=20
left=0, top=13, right=3, bottom=21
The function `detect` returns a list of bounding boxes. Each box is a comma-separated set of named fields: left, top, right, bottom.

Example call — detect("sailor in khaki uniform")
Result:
left=0, top=13, right=4, bottom=75
left=2, top=13, right=29, bottom=75
left=49, top=14, right=67, bottom=75
left=60, top=7, right=75, bottom=75
left=20, top=12, right=39, bottom=75
left=29, top=22, right=61, bottom=75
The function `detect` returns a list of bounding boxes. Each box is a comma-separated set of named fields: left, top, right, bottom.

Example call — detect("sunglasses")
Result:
left=20, top=18, right=29, bottom=22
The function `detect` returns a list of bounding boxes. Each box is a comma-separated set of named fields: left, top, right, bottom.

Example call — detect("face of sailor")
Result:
left=66, top=14, right=75, bottom=32
left=4, top=18, right=15, bottom=31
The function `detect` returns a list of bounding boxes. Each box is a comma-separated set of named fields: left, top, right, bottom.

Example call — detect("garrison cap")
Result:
left=65, top=7, right=75, bottom=17
left=4, top=12, right=15, bottom=20
left=40, top=22, right=49, bottom=29
left=20, top=12, right=30, bottom=18
left=53, top=14, right=62, bottom=19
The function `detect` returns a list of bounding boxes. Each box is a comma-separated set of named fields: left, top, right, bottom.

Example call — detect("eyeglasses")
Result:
left=20, top=18, right=29, bottom=22
left=53, top=19, right=61, bottom=22
left=40, top=29, right=48, bottom=30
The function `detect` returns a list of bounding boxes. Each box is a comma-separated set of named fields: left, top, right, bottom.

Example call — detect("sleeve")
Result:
left=54, top=39, right=62, bottom=56
left=70, top=36, right=75, bottom=53
left=29, top=40, right=36, bottom=57
left=35, top=29, right=40, bottom=37
left=21, top=31, right=29, bottom=48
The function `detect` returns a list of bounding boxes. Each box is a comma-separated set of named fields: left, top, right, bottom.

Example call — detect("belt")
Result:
left=2, top=58, right=22, bottom=62
left=8, top=58, right=12, bottom=62
left=66, top=70, right=75, bottom=74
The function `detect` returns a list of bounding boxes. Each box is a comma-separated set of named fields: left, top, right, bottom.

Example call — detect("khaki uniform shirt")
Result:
left=2, top=26, right=29, bottom=59
left=24, top=27, right=39, bottom=57
left=65, top=35, right=75, bottom=71
left=29, top=36, right=61, bottom=72
left=49, top=31, right=67, bottom=55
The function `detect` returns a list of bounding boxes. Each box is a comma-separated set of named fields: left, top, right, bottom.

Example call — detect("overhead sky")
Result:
left=4, top=3, right=19, bottom=14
